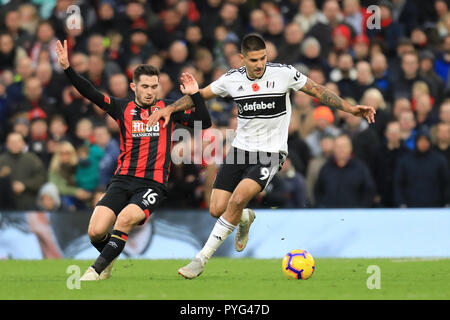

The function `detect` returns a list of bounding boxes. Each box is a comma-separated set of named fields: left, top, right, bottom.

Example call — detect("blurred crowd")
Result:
left=0, top=0, right=449, bottom=212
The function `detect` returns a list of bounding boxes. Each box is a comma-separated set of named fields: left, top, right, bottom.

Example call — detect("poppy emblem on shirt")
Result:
left=140, top=109, right=149, bottom=122
left=252, top=83, right=260, bottom=92
left=151, top=106, right=159, bottom=113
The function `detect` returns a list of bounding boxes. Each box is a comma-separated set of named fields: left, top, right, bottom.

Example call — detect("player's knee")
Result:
left=115, top=210, right=142, bottom=229
left=88, top=225, right=107, bottom=242
left=209, top=204, right=223, bottom=218
left=228, top=194, right=247, bottom=210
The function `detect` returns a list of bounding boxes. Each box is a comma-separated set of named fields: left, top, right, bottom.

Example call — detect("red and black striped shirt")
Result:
left=64, top=67, right=211, bottom=186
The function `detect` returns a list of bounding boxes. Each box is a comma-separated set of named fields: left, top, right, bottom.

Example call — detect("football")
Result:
left=282, top=249, right=315, bottom=280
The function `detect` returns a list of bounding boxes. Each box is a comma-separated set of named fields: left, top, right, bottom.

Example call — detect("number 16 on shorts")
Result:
left=142, top=188, right=158, bottom=207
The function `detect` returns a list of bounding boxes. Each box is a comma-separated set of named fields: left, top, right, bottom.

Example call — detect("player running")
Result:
left=56, top=40, right=211, bottom=281
left=147, top=33, right=376, bottom=279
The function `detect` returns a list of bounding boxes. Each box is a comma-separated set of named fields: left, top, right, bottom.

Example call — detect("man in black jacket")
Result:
left=314, top=134, right=376, bottom=208
left=394, top=129, right=450, bottom=208
left=371, top=121, right=409, bottom=207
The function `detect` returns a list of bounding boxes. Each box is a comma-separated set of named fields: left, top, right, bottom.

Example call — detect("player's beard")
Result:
left=136, top=93, right=155, bottom=108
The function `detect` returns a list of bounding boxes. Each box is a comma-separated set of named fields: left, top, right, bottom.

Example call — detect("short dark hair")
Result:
left=133, top=64, right=160, bottom=83
left=241, top=33, right=266, bottom=55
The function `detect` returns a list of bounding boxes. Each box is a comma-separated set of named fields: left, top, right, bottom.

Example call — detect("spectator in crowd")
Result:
left=419, top=50, right=445, bottom=105
left=0, top=32, right=27, bottom=72
left=14, top=76, right=56, bottom=119
left=430, top=101, right=450, bottom=143
left=36, top=182, right=61, bottom=212
left=433, top=122, right=450, bottom=168
left=278, top=22, right=304, bottom=65
left=367, top=0, right=405, bottom=55
left=264, top=13, right=285, bottom=47
left=306, top=134, right=335, bottom=207
left=415, top=93, right=439, bottom=130
left=47, top=114, right=70, bottom=155
left=360, top=88, right=390, bottom=139
left=292, top=90, right=316, bottom=139
left=75, top=142, right=104, bottom=194
left=330, top=53, right=357, bottom=98
left=434, top=34, right=450, bottom=86
left=6, top=56, right=34, bottom=108
left=90, top=1, right=119, bottom=36
left=288, top=109, right=311, bottom=176
left=29, top=20, right=60, bottom=72
left=332, top=23, right=353, bottom=54
left=0, top=132, right=46, bottom=210
left=300, top=37, right=330, bottom=73
left=399, top=109, right=418, bottom=150
left=306, top=0, right=343, bottom=59
left=371, top=121, right=409, bottom=207
left=371, top=52, right=393, bottom=103
left=342, top=0, right=365, bottom=36
left=2, top=8, right=34, bottom=50
left=277, top=158, right=308, bottom=208
left=314, top=134, right=376, bottom=208
left=249, top=8, right=268, bottom=34
left=48, top=140, right=91, bottom=211
left=93, top=124, right=120, bottom=189
left=28, top=114, right=51, bottom=169
left=352, top=60, right=376, bottom=102
left=306, top=106, right=341, bottom=157
left=394, top=129, right=450, bottom=207
left=352, top=34, right=370, bottom=62
left=163, top=40, right=189, bottom=83
left=293, top=0, right=326, bottom=34
left=341, top=109, right=380, bottom=168
left=36, top=61, right=65, bottom=106
left=108, top=73, right=131, bottom=100
left=392, top=97, right=412, bottom=120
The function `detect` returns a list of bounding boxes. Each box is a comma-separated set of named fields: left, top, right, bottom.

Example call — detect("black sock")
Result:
left=92, top=230, right=128, bottom=274
left=91, top=232, right=111, bottom=253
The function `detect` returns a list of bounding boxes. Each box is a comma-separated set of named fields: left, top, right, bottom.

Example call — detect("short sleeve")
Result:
left=286, top=65, right=308, bottom=91
left=210, top=74, right=229, bottom=98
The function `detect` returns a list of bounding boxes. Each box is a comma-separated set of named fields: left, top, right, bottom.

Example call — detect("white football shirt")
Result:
left=210, top=62, right=307, bottom=153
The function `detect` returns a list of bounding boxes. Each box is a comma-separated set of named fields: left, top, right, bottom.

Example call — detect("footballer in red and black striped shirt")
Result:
left=57, top=39, right=211, bottom=280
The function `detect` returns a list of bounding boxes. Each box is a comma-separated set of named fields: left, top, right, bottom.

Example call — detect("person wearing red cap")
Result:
left=333, top=24, right=352, bottom=53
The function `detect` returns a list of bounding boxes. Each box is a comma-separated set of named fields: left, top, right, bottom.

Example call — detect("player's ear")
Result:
left=239, top=53, right=244, bottom=62
left=130, top=82, right=136, bottom=92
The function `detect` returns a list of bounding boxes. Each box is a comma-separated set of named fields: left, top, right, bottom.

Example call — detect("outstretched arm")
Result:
left=56, top=40, right=110, bottom=111
left=147, top=82, right=217, bottom=128
left=300, top=78, right=376, bottom=123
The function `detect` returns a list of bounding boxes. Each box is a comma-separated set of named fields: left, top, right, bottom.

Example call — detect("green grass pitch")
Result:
left=1, top=258, right=449, bottom=300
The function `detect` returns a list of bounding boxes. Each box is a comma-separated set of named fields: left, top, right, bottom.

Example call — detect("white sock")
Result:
left=197, top=216, right=236, bottom=262
left=239, top=208, right=250, bottom=226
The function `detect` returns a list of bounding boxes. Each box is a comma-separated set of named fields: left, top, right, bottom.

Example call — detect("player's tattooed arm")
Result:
left=300, top=77, right=376, bottom=123
left=168, top=95, right=195, bottom=113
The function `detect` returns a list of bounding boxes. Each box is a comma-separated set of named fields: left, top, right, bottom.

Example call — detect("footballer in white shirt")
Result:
left=148, top=33, right=376, bottom=279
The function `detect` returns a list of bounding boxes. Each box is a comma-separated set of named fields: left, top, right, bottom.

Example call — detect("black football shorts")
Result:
left=96, top=175, right=167, bottom=225
left=213, top=146, right=287, bottom=193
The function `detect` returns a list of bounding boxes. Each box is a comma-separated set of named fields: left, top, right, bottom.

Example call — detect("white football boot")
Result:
left=99, top=259, right=116, bottom=280
left=80, top=266, right=100, bottom=281
left=234, top=208, right=256, bottom=252
left=178, top=257, right=206, bottom=279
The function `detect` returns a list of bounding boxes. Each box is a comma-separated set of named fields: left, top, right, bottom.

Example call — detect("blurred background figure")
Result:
left=314, top=134, right=376, bottom=208
left=0, top=132, right=46, bottom=210
left=394, top=130, right=450, bottom=208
